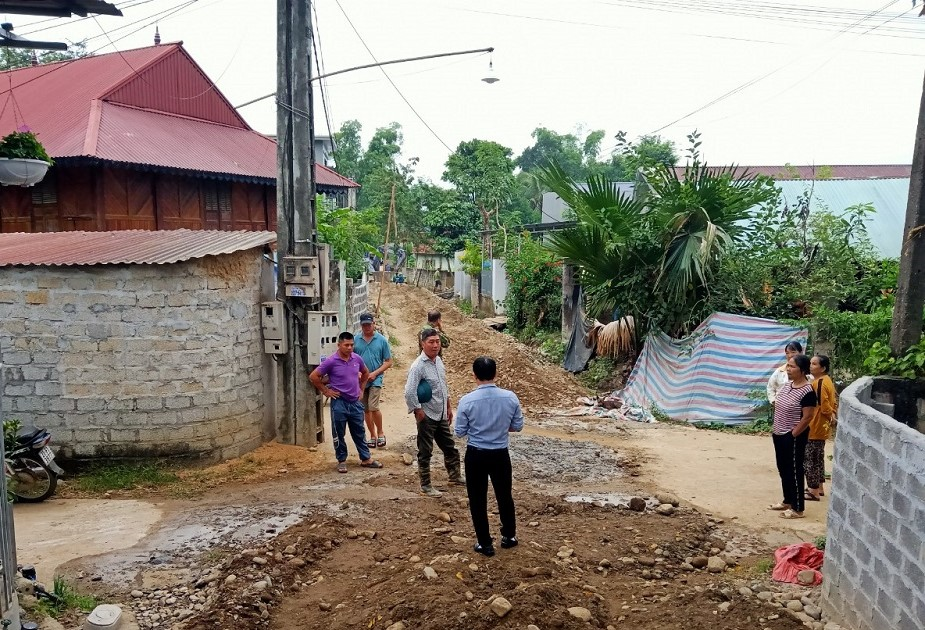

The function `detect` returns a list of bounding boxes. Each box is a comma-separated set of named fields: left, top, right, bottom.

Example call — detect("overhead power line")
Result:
left=332, top=0, right=454, bottom=152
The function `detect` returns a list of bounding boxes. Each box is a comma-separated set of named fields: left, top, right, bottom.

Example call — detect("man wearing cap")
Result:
left=404, top=328, right=462, bottom=497
left=309, top=332, right=383, bottom=473
left=354, top=312, right=393, bottom=449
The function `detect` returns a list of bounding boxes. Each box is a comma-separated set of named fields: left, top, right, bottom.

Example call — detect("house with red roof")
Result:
left=0, top=42, right=359, bottom=233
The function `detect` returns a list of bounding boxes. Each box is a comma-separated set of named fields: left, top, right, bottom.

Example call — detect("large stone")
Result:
left=786, top=600, right=804, bottom=612
left=423, top=566, right=438, bottom=580
left=691, top=556, right=709, bottom=569
left=490, top=597, right=512, bottom=617
left=656, top=504, right=676, bottom=516
left=707, top=556, right=727, bottom=573
left=655, top=493, right=680, bottom=507
left=628, top=497, right=647, bottom=512
left=797, top=570, right=817, bottom=585
left=568, top=607, right=593, bottom=622
left=385, top=623, right=406, bottom=630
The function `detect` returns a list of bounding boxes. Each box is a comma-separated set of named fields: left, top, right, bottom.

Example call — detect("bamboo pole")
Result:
left=375, top=183, right=396, bottom=316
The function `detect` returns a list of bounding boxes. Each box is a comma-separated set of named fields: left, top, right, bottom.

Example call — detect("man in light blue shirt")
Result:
left=354, top=313, right=392, bottom=448
left=455, top=356, right=524, bottom=557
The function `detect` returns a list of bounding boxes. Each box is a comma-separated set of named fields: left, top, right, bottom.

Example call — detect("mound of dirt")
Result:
left=379, top=283, right=588, bottom=414
left=181, top=474, right=804, bottom=630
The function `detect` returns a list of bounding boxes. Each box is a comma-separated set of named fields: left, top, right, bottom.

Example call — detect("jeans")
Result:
left=465, top=445, right=515, bottom=548
left=331, top=398, right=370, bottom=463
left=773, top=430, right=809, bottom=512
left=416, top=416, right=461, bottom=487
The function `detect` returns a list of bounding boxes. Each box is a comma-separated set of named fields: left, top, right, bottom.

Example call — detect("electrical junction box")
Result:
left=261, top=301, right=287, bottom=354
left=282, top=256, right=320, bottom=298
left=306, top=311, right=341, bottom=364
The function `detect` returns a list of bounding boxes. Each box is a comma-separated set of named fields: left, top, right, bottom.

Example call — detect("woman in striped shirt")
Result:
left=768, top=354, right=817, bottom=519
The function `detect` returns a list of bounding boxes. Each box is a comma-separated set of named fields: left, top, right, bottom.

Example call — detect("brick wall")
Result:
left=0, top=249, right=269, bottom=461
left=821, top=376, right=925, bottom=630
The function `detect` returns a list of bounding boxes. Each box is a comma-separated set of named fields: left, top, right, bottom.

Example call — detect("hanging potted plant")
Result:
left=0, top=126, right=53, bottom=187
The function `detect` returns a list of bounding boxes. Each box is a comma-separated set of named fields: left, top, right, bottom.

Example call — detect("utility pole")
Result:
left=890, top=70, right=925, bottom=356
left=276, top=0, right=321, bottom=445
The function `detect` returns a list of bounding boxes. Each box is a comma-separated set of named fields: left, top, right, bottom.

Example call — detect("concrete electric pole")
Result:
left=276, top=0, right=322, bottom=445
left=890, top=70, right=925, bottom=356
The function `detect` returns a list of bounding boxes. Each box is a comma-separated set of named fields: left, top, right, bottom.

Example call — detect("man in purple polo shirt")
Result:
left=309, top=332, right=384, bottom=473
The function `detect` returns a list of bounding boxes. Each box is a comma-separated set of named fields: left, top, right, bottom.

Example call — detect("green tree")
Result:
left=501, top=233, right=562, bottom=333
left=442, top=139, right=516, bottom=256
left=332, top=119, right=362, bottom=183
left=516, top=127, right=585, bottom=179
left=0, top=41, right=89, bottom=71
left=599, top=131, right=678, bottom=181
left=316, top=199, right=381, bottom=279
left=540, top=139, right=777, bottom=340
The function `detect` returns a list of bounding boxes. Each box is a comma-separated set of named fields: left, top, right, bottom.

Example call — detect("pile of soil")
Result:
left=181, top=471, right=803, bottom=630
left=379, top=284, right=588, bottom=414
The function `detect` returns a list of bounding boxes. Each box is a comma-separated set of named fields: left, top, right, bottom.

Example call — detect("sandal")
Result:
left=767, top=502, right=791, bottom=511
left=804, top=491, right=821, bottom=501
left=366, top=439, right=377, bottom=448
left=336, top=462, right=348, bottom=473
left=361, top=460, right=383, bottom=469
left=779, top=509, right=805, bottom=519
left=377, top=436, right=386, bottom=448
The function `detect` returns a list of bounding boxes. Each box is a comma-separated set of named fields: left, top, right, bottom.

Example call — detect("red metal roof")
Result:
left=0, top=44, right=277, bottom=181
left=0, top=229, right=276, bottom=266
left=316, top=163, right=360, bottom=188
left=672, top=164, right=911, bottom=180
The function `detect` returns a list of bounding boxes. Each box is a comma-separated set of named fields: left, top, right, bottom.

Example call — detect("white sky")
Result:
left=10, top=0, right=925, bottom=182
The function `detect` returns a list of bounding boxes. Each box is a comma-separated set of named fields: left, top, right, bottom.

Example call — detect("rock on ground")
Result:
left=490, top=597, right=512, bottom=617
left=568, top=606, right=593, bottom=622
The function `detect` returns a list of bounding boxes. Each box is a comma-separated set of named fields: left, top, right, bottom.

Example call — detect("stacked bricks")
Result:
left=821, top=376, right=925, bottom=630
left=0, top=249, right=267, bottom=461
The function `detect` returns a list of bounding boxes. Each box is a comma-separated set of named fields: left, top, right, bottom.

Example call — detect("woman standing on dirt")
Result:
left=766, top=341, right=806, bottom=404
left=768, top=354, right=816, bottom=519
left=805, top=355, right=837, bottom=501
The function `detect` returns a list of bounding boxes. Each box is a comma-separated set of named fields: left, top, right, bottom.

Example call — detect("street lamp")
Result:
left=236, top=46, right=496, bottom=110
left=481, top=58, right=499, bottom=84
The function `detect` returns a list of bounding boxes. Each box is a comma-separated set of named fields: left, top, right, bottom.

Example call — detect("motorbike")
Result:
left=5, top=426, right=63, bottom=502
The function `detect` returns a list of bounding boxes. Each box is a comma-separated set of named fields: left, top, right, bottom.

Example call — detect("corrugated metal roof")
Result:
left=93, top=103, right=276, bottom=180
left=0, top=229, right=276, bottom=267
left=774, top=179, right=909, bottom=258
left=0, top=0, right=121, bottom=16
left=0, top=44, right=273, bottom=181
left=673, top=164, right=911, bottom=180
left=316, top=163, right=359, bottom=188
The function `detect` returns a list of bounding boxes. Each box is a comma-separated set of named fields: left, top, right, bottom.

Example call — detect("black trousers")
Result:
left=464, top=445, right=516, bottom=548
left=416, top=416, right=461, bottom=487
left=773, top=430, right=809, bottom=513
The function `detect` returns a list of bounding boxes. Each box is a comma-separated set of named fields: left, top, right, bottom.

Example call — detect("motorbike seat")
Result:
left=15, top=426, right=43, bottom=445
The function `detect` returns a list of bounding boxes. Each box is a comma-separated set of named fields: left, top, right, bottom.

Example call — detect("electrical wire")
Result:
left=0, top=0, right=200, bottom=99
left=15, top=0, right=160, bottom=35
left=311, top=3, right=336, bottom=148
left=620, top=0, right=904, bottom=144
left=332, top=0, right=453, bottom=152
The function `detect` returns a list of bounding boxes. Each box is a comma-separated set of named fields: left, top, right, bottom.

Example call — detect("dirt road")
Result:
left=370, top=282, right=828, bottom=541
left=13, top=281, right=833, bottom=629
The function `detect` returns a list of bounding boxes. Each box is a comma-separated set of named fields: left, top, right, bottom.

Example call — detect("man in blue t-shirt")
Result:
left=354, top=313, right=393, bottom=449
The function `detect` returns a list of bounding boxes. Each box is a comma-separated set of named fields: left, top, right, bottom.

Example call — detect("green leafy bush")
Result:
left=865, top=338, right=925, bottom=379
left=501, top=234, right=562, bottom=333
left=0, top=130, right=53, bottom=163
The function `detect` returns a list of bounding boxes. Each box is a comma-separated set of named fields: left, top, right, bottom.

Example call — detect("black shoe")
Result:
left=473, top=543, right=495, bottom=557
left=500, top=536, right=518, bottom=549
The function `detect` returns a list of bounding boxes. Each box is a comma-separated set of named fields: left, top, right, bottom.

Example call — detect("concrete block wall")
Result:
left=821, top=376, right=925, bottom=630
left=0, top=250, right=268, bottom=461
left=346, top=274, right=369, bottom=331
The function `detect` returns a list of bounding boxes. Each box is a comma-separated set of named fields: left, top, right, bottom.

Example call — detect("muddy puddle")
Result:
left=398, top=434, right=625, bottom=485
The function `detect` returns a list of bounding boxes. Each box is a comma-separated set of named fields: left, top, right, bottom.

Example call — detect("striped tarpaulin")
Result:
left=622, top=313, right=807, bottom=422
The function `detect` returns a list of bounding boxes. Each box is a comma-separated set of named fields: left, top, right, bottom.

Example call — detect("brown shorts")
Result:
left=362, top=386, right=382, bottom=412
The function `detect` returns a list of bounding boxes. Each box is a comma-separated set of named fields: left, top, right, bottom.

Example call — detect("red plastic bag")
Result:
left=771, top=542, right=824, bottom=585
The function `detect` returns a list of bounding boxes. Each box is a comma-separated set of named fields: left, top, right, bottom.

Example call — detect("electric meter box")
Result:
left=282, top=256, right=320, bottom=298
left=306, top=311, right=341, bottom=364
left=260, top=301, right=287, bottom=354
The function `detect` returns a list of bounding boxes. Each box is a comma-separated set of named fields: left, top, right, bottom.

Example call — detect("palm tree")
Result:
left=539, top=160, right=776, bottom=341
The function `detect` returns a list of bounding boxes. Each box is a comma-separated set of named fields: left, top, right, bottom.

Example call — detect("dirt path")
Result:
left=366, top=282, right=828, bottom=542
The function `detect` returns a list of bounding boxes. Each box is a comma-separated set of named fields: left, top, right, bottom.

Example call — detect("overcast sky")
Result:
left=11, top=0, right=925, bottom=182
